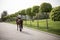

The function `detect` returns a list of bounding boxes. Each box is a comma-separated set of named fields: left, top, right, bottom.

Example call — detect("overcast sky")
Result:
left=0, top=0, right=60, bottom=18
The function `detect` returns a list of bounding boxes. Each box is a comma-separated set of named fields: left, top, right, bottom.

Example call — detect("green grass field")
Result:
left=10, top=19, right=60, bottom=35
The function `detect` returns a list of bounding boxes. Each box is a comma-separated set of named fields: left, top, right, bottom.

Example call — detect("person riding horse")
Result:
left=16, top=17, right=23, bottom=32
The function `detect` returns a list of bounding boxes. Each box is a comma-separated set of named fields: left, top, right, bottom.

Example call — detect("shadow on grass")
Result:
left=47, top=27, right=60, bottom=35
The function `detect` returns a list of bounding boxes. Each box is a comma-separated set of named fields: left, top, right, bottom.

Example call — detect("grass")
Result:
left=9, top=19, right=60, bottom=35
left=24, top=19, right=60, bottom=35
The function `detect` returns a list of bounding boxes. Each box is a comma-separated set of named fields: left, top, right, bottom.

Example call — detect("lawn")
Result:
left=10, top=19, right=60, bottom=35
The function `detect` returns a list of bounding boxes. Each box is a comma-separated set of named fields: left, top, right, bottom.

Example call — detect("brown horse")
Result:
left=16, top=18, right=23, bottom=32
left=16, top=18, right=20, bottom=31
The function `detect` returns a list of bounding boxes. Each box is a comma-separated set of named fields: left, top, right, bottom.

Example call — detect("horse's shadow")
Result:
left=21, top=31, right=32, bottom=35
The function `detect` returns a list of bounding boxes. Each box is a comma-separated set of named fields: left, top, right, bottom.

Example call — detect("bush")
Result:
left=50, top=6, right=60, bottom=21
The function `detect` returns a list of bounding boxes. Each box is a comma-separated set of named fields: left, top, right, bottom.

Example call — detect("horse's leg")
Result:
left=17, top=24, right=18, bottom=31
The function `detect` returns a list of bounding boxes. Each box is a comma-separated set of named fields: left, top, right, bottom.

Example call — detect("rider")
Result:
left=19, top=17, right=23, bottom=32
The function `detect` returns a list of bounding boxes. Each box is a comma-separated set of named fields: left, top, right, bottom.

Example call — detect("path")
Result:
left=0, top=22, right=60, bottom=40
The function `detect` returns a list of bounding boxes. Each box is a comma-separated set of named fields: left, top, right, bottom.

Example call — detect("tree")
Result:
left=1, top=11, right=8, bottom=21
left=40, top=3, right=52, bottom=12
left=21, top=9, right=26, bottom=19
left=26, top=8, right=31, bottom=18
left=26, top=8, right=33, bottom=25
left=20, top=9, right=26, bottom=15
left=3, top=13, right=17, bottom=22
left=18, top=9, right=26, bottom=19
left=50, top=6, right=60, bottom=21
left=32, top=6, right=39, bottom=13
left=14, top=12, right=19, bottom=17
left=40, top=3, right=52, bottom=29
left=32, top=6, right=40, bottom=27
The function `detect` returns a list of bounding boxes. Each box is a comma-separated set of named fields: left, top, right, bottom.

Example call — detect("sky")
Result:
left=0, top=0, right=60, bottom=18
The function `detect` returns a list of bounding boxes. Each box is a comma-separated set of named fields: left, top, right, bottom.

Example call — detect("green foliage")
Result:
left=3, top=13, right=17, bottom=22
left=39, top=3, right=52, bottom=19
left=20, top=9, right=26, bottom=15
left=23, top=20, right=60, bottom=35
left=26, top=8, right=31, bottom=16
left=31, top=6, right=40, bottom=17
left=1, top=11, right=8, bottom=21
left=26, top=8, right=36, bottom=17
left=40, top=3, right=52, bottom=12
left=2, top=15, right=10, bottom=21
left=32, top=6, right=39, bottom=13
left=18, top=9, right=26, bottom=15
left=14, top=12, right=19, bottom=17
left=50, top=6, right=60, bottom=21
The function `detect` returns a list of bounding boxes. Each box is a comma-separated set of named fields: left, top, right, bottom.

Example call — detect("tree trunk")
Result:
left=30, top=16, right=33, bottom=26
left=46, top=12, right=48, bottom=29
left=37, top=20, right=39, bottom=28
left=29, top=18, right=31, bottom=26
left=25, top=15, right=27, bottom=25
left=37, top=13, right=39, bottom=28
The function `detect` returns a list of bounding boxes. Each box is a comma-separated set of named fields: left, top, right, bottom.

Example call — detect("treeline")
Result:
left=1, top=2, right=60, bottom=22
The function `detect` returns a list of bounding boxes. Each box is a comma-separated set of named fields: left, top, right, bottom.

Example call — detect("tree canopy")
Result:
left=1, top=11, right=8, bottom=21
left=32, top=6, right=39, bottom=13
left=40, top=3, right=52, bottom=12
left=20, top=9, right=26, bottom=15
left=50, top=6, right=60, bottom=21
